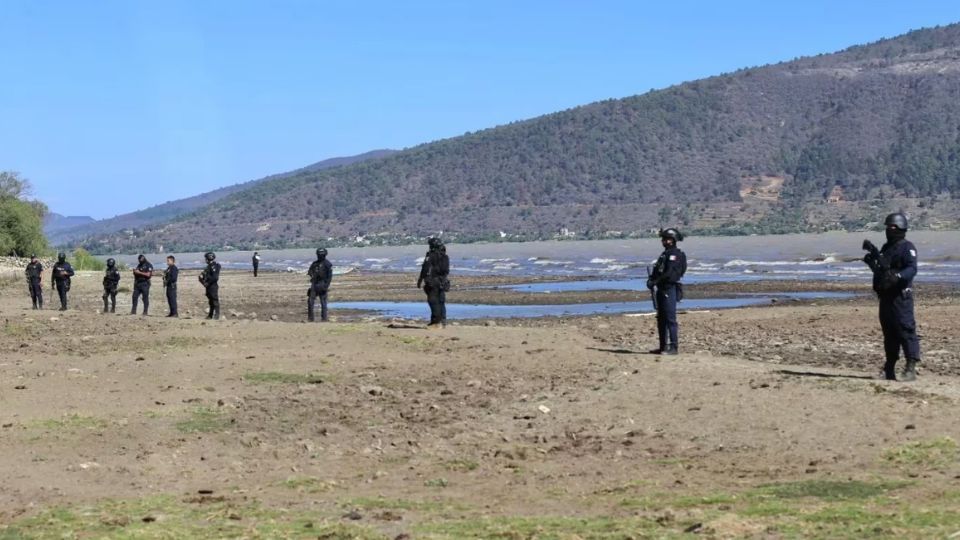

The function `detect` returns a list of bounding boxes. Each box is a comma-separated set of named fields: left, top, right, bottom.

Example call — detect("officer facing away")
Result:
left=862, top=212, right=921, bottom=381
left=307, top=248, right=333, bottom=322
left=199, top=252, right=221, bottom=320
left=417, top=237, right=450, bottom=328
left=252, top=251, right=261, bottom=277
left=25, top=254, right=43, bottom=309
left=164, top=255, right=179, bottom=317
left=131, top=254, right=153, bottom=315
left=102, top=258, right=121, bottom=313
left=647, top=228, right=687, bottom=355
left=51, top=252, right=75, bottom=311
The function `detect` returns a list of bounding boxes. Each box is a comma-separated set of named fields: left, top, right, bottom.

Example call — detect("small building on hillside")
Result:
left=827, top=186, right=845, bottom=204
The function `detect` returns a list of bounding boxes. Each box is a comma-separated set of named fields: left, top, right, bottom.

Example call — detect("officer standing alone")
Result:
left=131, top=254, right=153, bottom=316
left=51, top=252, right=75, bottom=311
left=199, top=252, right=221, bottom=320
left=102, top=258, right=121, bottom=313
left=252, top=251, right=261, bottom=277
left=25, top=254, right=44, bottom=309
left=647, top=228, right=687, bottom=355
left=307, top=248, right=333, bottom=322
left=164, top=255, right=179, bottom=317
left=417, top=238, right=450, bottom=328
left=862, top=213, right=921, bottom=381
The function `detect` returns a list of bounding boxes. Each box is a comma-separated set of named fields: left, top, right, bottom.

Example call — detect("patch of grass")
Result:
left=174, top=407, right=231, bottom=433
left=424, top=477, right=450, bottom=488
left=345, top=497, right=451, bottom=513
left=31, top=414, right=108, bottom=431
left=2, top=323, right=31, bottom=337
left=444, top=459, right=479, bottom=472
left=619, top=492, right=736, bottom=511
left=753, top=479, right=909, bottom=502
left=883, top=437, right=959, bottom=468
left=281, top=476, right=339, bottom=493
left=783, top=505, right=960, bottom=538
left=414, top=516, right=668, bottom=538
left=0, top=494, right=386, bottom=539
left=243, top=371, right=325, bottom=384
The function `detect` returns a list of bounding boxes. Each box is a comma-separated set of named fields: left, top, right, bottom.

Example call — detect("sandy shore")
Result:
left=1, top=269, right=959, bottom=537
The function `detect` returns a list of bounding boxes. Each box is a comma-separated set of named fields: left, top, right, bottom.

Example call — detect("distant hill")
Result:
left=50, top=149, right=396, bottom=245
left=79, top=24, right=960, bottom=253
left=43, top=213, right=95, bottom=235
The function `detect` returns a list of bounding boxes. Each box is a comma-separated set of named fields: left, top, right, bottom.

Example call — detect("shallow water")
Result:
left=113, top=231, right=960, bottom=283
left=330, top=292, right=855, bottom=320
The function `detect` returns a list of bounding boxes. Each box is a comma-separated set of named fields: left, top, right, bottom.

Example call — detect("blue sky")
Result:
left=1, top=1, right=958, bottom=218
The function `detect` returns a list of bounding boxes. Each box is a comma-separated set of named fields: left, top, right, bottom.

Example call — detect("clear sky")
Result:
left=1, top=1, right=958, bottom=219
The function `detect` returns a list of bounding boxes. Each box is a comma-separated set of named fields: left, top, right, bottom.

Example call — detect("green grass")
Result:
left=30, top=414, right=108, bottom=431
left=753, top=479, right=910, bottom=501
left=444, top=459, right=479, bottom=472
left=414, top=516, right=671, bottom=539
left=174, top=407, right=231, bottom=433
left=243, top=371, right=325, bottom=384
left=0, top=495, right=386, bottom=540
left=345, top=497, right=453, bottom=513
left=619, top=492, right=736, bottom=511
left=281, top=476, right=340, bottom=493
left=883, top=437, right=959, bottom=469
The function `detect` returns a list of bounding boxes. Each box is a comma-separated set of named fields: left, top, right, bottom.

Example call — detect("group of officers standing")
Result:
left=23, top=217, right=919, bottom=381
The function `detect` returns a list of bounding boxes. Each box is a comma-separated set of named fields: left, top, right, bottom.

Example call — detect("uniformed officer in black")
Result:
left=25, top=254, right=44, bottom=309
left=307, top=248, right=333, bottom=322
left=199, top=252, right=221, bottom=320
left=417, top=237, right=450, bottom=328
left=863, top=213, right=921, bottom=381
left=102, top=258, right=121, bottom=313
left=252, top=252, right=261, bottom=277
left=131, top=254, right=153, bottom=316
left=51, top=252, right=75, bottom=311
left=647, top=228, right=687, bottom=355
left=164, top=255, right=179, bottom=317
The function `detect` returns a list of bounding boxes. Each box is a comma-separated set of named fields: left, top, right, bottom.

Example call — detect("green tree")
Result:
left=0, top=171, right=49, bottom=256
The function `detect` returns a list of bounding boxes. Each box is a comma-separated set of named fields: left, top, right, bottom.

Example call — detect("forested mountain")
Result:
left=43, top=213, right=95, bottom=234
left=50, top=150, right=395, bottom=245
left=78, top=24, right=960, bottom=253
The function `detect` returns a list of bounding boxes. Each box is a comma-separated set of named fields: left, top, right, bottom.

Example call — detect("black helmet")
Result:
left=659, top=228, right=684, bottom=242
left=884, top=213, right=908, bottom=231
left=106, top=258, right=116, bottom=267
left=204, top=252, right=216, bottom=263
left=30, top=253, right=37, bottom=260
left=57, top=252, right=66, bottom=262
left=137, top=254, right=146, bottom=262
left=316, top=248, right=328, bottom=258
left=427, top=237, right=443, bottom=249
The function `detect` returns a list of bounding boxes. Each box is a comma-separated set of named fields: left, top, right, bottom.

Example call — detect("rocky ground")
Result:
left=1, top=269, right=959, bottom=539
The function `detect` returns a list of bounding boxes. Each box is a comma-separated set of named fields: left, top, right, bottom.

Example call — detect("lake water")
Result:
left=114, top=231, right=960, bottom=284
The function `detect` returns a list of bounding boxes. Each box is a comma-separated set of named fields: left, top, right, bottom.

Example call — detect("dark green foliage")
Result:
left=0, top=172, right=49, bottom=256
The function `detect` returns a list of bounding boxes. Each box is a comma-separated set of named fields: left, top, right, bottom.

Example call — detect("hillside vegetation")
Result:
left=75, top=24, right=960, bottom=253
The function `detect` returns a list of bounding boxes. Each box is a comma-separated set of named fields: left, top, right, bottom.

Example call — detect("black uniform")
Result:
left=102, top=265, right=121, bottom=313
left=252, top=253, right=260, bottom=277
left=418, top=245, right=450, bottom=326
left=131, top=258, right=153, bottom=315
left=51, top=259, right=75, bottom=311
left=648, top=245, right=687, bottom=354
left=25, top=260, right=44, bottom=309
left=200, top=261, right=221, bottom=319
left=865, top=235, right=920, bottom=377
left=164, top=264, right=179, bottom=317
left=307, top=256, right=333, bottom=322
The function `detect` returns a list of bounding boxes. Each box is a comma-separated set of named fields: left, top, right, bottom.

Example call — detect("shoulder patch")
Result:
left=669, top=255, right=677, bottom=261
left=910, top=249, right=916, bottom=257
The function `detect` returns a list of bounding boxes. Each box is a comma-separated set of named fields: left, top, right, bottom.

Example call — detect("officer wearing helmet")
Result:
left=25, top=254, right=44, bottom=309
left=198, top=252, right=221, bottom=319
left=102, top=258, right=121, bottom=313
left=647, top=228, right=687, bottom=355
left=51, top=252, right=75, bottom=311
left=417, top=237, right=450, bottom=328
left=131, top=254, right=153, bottom=316
left=862, top=213, right=921, bottom=381
left=307, top=248, right=333, bottom=322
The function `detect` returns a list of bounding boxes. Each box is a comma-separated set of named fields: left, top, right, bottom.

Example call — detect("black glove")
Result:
left=646, top=279, right=655, bottom=290
left=416, top=278, right=423, bottom=289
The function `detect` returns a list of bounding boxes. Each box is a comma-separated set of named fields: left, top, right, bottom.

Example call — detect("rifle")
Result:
left=862, top=239, right=898, bottom=293
left=646, top=266, right=658, bottom=311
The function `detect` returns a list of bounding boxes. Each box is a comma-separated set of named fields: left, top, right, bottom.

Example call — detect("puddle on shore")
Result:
left=330, top=292, right=854, bottom=320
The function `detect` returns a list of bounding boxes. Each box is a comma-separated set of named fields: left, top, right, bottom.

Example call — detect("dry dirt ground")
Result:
left=1, top=269, right=959, bottom=539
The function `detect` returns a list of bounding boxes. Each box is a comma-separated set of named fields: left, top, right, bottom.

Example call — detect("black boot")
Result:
left=901, top=359, right=918, bottom=382
left=662, top=346, right=678, bottom=356
left=883, top=359, right=897, bottom=381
